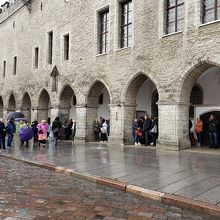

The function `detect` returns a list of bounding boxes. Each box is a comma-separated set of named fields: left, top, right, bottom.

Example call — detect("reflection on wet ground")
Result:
left=3, top=137, right=220, bottom=206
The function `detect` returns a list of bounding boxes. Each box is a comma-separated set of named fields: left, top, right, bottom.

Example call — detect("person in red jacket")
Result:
left=195, top=117, right=203, bottom=146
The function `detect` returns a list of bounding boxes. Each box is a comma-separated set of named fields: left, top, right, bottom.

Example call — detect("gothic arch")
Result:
left=190, top=83, right=203, bottom=105
left=85, top=80, right=111, bottom=141
left=121, top=72, right=158, bottom=105
left=85, top=79, right=113, bottom=106
left=179, top=61, right=219, bottom=104
left=8, top=93, right=16, bottom=112
left=37, top=89, right=51, bottom=123
left=122, top=72, right=159, bottom=144
left=21, top=92, right=32, bottom=121
left=151, top=90, right=159, bottom=117
left=59, top=85, right=76, bottom=121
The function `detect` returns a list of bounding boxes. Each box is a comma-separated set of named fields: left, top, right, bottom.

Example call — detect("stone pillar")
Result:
left=123, top=104, right=136, bottom=145
left=108, top=104, right=124, bottom=145
left=156, top=102, right=191, bottom=151
left=3, top=108, right=8, bottom=121
left=75, top=104, right=87, bottom=142
left=31, top=108, right=38, bottom=122
left=86, top=106, right=98, bottom=142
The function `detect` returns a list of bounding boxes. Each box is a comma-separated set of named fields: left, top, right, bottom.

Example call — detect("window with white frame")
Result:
left=34, top=47, right=39, bottom=69
left=64, top=34, right=70, bottom=61
left=99, top=9, right=109, bottom=54
left=120, top=0, right=132, bottom=48
left=166, top=0, right=184, bottom=34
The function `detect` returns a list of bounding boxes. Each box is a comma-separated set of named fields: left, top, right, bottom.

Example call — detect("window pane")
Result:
left=122, top=3, right=128, bottom=13
left=122, top=12, right=128, bottom=24
left=204, top=0, right=215, bottom=9
left=177, top=0, right=184, bottom=4
left=177, top=19, right=184, bottom=31
left=204, top=8, right=215, bottom=23
left=177, top=4, right=184, bottom=19
left=168, top=8, right=175, bottom=22
left=217, top=6, right=220, bottom=19
left=122, top=26, right=127, bottom=38
left=167, top=21, right=175, bottom=33
left=127, top=36, right=131, bottom=47
left=128, top=10, right=133, bottom=23
left=128, top=24, right=132, bottom=36
left=168, top=0, right=175, bottom=7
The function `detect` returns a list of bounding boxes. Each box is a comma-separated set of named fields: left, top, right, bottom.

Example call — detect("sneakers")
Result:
left=134, top=142, right=138, bottom=145
left=138, top=142, right=141, bottom=145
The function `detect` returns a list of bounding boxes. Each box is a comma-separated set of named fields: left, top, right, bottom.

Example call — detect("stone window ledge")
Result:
left=199, top=19, right=220, bottom=28
left=116, top=46, right=131, bottom=53
left=162, top=30, right=183, bottom=39
left=96, top=53, right=108, bottom=58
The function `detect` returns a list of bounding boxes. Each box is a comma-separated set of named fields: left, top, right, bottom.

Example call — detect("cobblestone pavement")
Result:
left=0, top=157, right=219, bottom=220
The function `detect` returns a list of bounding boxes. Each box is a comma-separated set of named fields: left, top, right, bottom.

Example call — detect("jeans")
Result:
left=144, top=131, right=150, bottom=145
left=0, top=138, right=6, bottom=150
left=7, top=134, right=14, bottom=146
left=196, top=132, right=203, bottom=146
left=132, top=131, right=139, bottom=143
left=53, top=132, right=60, bottom=146
left=150, top=132, right=157, bottom=146
left=209, top=132, right=218, bottom=147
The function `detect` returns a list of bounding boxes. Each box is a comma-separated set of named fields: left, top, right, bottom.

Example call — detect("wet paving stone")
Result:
left=0, top=158, right=219, bottom=219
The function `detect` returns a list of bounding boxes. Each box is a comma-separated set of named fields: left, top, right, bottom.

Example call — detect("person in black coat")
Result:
left=0, top=118, right=6, bottom=150
left=52, top=117, right=63, bottom=146
left=31, top=119, right=38, bottom=145
left=143, top=115, right=152, bottom=146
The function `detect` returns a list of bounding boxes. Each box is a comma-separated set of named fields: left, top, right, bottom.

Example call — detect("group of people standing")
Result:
left=132, top=115, right=158, bottom=146
left=194, top=114, right=219, bottom=148
left=0, top=118, right=16, bottom=150
left=93, top=117, right=110, bottom=142
left=0, top=116, right=77, bottom=150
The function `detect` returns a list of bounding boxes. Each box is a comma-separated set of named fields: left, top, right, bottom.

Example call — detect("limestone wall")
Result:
left=1, top=0, right=220, bottom=149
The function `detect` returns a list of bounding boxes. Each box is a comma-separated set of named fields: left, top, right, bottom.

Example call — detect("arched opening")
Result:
left=189, top=84, right=203, bottom=118
left=86, top=81, right=111, bottom=141
left=124, top=73, right=158, bottom=144
left=0, top=97, right=3, bottom=118
left=200, top=111, right=220, bottom=146
left=38, top=90, right=51, bottom=123
left=59, top=85, right=76, bottom=122
left=151, top=90, right=159, bottom=117
left=21, top=93, right=32, bottom=122
left=8, top=94, right=16, bottom=112
left=181, top=62, right=220, bottom=147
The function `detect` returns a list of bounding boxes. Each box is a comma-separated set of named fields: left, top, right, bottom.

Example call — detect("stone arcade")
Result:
left=1, top=0, right=220, bottom=150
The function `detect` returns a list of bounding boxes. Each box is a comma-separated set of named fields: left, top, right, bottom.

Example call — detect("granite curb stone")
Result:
left=162, top=193, right=220, bottom=217
left=126, top=185, right=165, bottom=201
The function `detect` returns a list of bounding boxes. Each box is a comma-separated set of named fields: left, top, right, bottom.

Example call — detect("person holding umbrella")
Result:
left=19, top=121, right=34, bottom=147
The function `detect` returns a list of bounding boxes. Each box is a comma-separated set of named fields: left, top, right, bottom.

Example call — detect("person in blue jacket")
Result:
left=6, top=118, right=16, bottom=147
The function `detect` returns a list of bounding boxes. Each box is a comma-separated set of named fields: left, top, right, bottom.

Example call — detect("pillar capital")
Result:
left=157, top=100, right=190, bottom=106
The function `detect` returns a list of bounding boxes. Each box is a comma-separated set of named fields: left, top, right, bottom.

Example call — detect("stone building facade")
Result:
left=1, top=0, right=220, bottom=150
